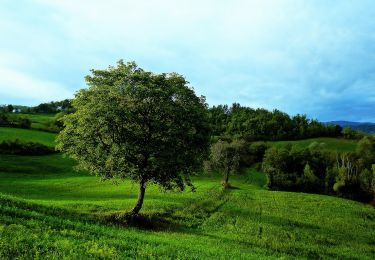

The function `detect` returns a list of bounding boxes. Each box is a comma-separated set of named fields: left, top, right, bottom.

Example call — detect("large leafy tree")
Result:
left=57, top=60, right=211, bottom=215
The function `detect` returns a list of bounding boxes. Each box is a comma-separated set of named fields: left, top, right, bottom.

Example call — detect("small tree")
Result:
left=356, top=136, right=375, bottom=167
left=300, top=163, right=318, bottom=191
left=57, top=60, right=211, bottom=215
left=208, top=140, right=241, bottom=188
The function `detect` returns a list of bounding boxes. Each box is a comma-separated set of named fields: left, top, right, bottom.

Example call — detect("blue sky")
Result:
left=1, top=0, right=375, bottom=122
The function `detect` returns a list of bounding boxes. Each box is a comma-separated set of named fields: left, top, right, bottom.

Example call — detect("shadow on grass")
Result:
left=105, top=212, right=183, bottom=231
left=104, top=187, right=232, bottom=231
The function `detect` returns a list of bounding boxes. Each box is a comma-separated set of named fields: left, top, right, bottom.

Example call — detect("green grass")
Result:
left=269, top=137, right=358, bottom=152
left=18, top=113, right=55, bottom=130
left=1, top=153, right=374, bottom=259
left=0, top=127, right=56, bottom=147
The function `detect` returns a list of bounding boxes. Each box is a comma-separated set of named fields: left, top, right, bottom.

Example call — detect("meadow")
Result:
left=18, top=113, right=55, bottom=130
left=0, top=127, right=56, bottom=147
left=0, top=126, right=374, bottom=259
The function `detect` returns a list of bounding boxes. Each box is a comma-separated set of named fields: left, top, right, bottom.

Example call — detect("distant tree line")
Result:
left=29, top=99, right=74, bottom=113
left=0, top=99, right=74, bottom=114
left=208, top=103, right=342, bottom=141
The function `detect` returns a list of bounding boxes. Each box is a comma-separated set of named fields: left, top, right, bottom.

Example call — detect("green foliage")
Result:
left=342, top=126, right=364, bottom=140
left=332, top=152, right=375, bottom=201
left=248, top=141, right=268, bottom=165
left=270, top=137, right=357, bottom=153
left=207, top=140, right=241, bottom=188
left=57, top=60, right=211, bottom=214
left=30, top=99, right=73, bottom=113
left=300, top=163, right=319, bottom=191
left=0, top=139, right=55, bottom=155
left=263, top=142, right=374, bottom=201
left=262, top=145, right=323, bottom=191
left=207, top=104, right=342, bottom=141
left=0, top=112, right=31, bottom=129
left=356, top=136, right=375, bottom=167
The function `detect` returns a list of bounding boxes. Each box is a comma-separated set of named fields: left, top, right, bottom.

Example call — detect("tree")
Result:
left=356, top=136, right=375, bottom=167
left=6, top=104, right=14, bottom=113
left=57, top=60, right=211, bottom=215
left=342, top=127, right=358, bottom=139
left=208, top=140, right=241, bottom=188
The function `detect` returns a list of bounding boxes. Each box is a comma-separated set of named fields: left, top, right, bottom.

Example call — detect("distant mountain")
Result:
left=325, top=121, right=375, bottom=134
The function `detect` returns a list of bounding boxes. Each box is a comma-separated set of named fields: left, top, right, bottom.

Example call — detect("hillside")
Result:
left=0, top=130, right=374, bottom=258
left=269, top=137, right=358, bottom=152
left=0, top=127, right=56, bottom=147
left=326, top=121, right=375, bottom=134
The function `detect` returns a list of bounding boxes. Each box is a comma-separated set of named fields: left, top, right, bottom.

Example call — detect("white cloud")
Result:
left=0, top=66, right=72, bottom=104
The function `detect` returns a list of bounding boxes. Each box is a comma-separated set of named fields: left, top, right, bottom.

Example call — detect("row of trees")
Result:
left=29, top=99, right=73, bottom=113
left=0, top=99, right=73, bottom=114
left=208, top=104, right=342, bottom=141
left=204, top=137, right=374, bottom=202
left=262, top=137, right=375, bottom=202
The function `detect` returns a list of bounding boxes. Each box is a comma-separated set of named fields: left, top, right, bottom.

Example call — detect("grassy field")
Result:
left=18, top=113, right=55, bottom=130
left=0, top=152, right=374, bottom=259
left=0, top=127, right=56, bottom=147
left=0, top=129, right=373, bottom=258
left=269, top=137, right=358, bottom=152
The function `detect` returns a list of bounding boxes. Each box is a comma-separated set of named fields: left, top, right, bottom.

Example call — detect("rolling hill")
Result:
left=326, top=121, right=375, bottom=134
left=0, top=126, right=374, bottom=258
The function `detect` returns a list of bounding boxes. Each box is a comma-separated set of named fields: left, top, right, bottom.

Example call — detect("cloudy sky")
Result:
left=1, top=0, right=375, bottom=121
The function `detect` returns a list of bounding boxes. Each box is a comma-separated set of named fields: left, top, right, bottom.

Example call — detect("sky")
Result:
left=1, top=0, right=375, bottom=122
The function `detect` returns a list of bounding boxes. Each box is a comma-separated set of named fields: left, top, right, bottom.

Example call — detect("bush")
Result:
left=262, top=145, right=332, bottom=194
left=299, top=163, right=319, bottom=192
left=342, top=127, right=365, bottom=140
left=0, top=113, right=31, bottom=129
left=0, top=139, right=56, bottom=155
left=248, top=141, right=268, bottom=164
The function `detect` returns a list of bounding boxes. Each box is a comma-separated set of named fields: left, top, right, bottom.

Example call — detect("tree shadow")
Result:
left=105, top=211, right=184, bottom=231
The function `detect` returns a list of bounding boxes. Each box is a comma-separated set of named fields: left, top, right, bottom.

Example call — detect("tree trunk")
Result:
left=225, top=171, right=229, bottom=185
left=223, top=170, right=229, bottom=188
left=131, top=179, right=146, bottom=215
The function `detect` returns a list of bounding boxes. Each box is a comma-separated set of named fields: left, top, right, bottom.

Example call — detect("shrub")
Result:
left=0, top=113, right=31, bottom=129
left=299, top=163, right=319, bottom=192
left=0, top=139, right=56, bottom=155
left=248, top=141, right=268, bottom=164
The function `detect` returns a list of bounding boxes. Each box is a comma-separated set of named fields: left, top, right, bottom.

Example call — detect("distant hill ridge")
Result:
left=325, top=121, right=375, bottom=134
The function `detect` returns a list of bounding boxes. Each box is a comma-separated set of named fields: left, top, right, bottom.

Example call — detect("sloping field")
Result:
left=269, top=137, right=357, bottom=152
left=0, top=127, right=56, bottom=147
left=0, top=153, right=374, bottom=259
